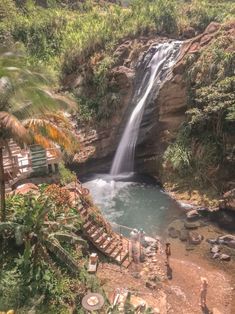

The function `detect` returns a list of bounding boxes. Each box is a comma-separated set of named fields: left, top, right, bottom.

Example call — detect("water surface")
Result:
left=83, top=174, right=185, bottom=238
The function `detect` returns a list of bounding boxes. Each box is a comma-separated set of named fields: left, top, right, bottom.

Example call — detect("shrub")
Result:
left=58, top=162, right=77, bottom=185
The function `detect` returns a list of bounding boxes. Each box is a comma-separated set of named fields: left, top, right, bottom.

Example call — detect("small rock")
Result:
left=189, top=231, right=203, bottom=245
left=168, top=227, right=180, bottom=238
left=210, top=245, right=220, bottom=254
left=212, top=253, right=220, bottom=259
left=220, top=254, right=231, bottom=261
left=184, top=221, right=200, bottom=229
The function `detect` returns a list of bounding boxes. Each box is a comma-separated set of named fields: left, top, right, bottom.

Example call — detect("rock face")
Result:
left=66, top=22, right=234, bottom=176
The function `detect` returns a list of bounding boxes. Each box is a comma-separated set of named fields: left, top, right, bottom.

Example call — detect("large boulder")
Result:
left=217, top=235, right=235, bottom=249
left=168, top=227, right=180, bottom=238
left=184, top=221, right=200, bottom=229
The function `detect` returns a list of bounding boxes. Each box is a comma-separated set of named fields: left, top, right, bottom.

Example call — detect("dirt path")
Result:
left=97, top=247, right=232, bottom=313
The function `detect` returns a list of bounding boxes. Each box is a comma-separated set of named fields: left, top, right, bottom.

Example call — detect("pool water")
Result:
left=83, top=173, right=186, bottom=238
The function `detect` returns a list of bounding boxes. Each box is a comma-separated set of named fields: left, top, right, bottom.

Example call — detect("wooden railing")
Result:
left=3, top=142, right=61, bottom=189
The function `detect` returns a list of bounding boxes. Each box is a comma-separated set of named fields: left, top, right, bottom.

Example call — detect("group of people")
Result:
left=130, top=228, right=146, bottom=263
left=129, top=228, right=209, bottom=311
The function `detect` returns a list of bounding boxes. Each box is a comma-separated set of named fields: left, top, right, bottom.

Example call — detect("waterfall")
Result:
left=110, top=41, right=181, bottom=176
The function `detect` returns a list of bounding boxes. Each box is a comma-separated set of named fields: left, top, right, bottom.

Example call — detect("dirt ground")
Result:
left=97, top=245, right=233, bottom=314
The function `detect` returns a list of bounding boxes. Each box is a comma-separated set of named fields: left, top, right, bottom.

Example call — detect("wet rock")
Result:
left=168, top=227, right=180, bottom=238
left=179, top=229, right=189, bottom=242
left=186, top=209, right=200, bottom=221
left=212, top=253, right=220, bottom=259
left=220, top=254, right=231, bottom=261
left=184, top=221, right=200, bottom=230
left=189, top=231, right=203, bottom=245
left=210, top=245, right=220, bottom=254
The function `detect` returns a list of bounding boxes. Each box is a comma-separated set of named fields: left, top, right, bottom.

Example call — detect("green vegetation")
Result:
left=58, top=162, right=77, bottom=185
left=0, top=185, right=105, bottom=313
left=0, top=0, right=234, bottom=120
left=163, top=25, right=235, bottom=194
left=0, top=48, right=79, bottom=221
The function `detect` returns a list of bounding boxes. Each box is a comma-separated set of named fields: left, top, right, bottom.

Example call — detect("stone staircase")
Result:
left=76, top=201, right=131, bottom=268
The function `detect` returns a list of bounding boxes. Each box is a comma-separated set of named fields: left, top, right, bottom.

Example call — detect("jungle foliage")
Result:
left=0, top=185, right=104, bottom=313
left=163, top=27, right=235, bottom=192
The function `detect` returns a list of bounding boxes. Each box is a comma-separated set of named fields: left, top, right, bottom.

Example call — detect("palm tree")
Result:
left=0, top=48, right=78, bottom=221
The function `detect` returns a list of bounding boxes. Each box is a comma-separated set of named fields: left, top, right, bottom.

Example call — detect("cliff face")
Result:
left=67, top=22, right=234, bottom=178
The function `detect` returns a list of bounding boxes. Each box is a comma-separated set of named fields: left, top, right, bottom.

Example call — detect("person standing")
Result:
left=199, top=277, right=208, bottom=308
left=165, top=242, right=171, bottom=265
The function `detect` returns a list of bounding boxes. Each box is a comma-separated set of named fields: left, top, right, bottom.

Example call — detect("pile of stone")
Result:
left=207, top=234, right=235, bottom=261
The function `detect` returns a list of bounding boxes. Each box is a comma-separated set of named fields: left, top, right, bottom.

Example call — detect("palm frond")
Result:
left=23, top=117, right=79, bottom=153
left=44, top=238, right=79, bottom=274
left=49, top=232, right=88, bottom=248
left=0, top=111, right=30, bottom=143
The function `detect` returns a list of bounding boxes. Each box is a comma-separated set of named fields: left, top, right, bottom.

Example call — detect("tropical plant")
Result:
left=0, top=189, right=88, bottom=311
left=58, top=162, right=77, bottom=186
left=0, top=48, right=79, bottom=221
left=3, top=191, right=86, bottom=272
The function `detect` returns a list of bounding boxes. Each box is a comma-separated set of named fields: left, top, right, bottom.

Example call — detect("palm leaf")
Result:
left=49, top=232, right=88, bottom=248
left=0, top=111, right=30, bottom=143
left=23, top=117, right=79, bottom=153
left=44, top=238, right=79, bottom=274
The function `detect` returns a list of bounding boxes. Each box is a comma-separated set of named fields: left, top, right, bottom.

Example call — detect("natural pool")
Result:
left=83, top=173, right=235, bottom=312
left=83, top=173, right=186, bottom=238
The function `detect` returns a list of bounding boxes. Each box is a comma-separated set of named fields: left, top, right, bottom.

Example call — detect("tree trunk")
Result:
left=0, top=146, right=6, bottom=221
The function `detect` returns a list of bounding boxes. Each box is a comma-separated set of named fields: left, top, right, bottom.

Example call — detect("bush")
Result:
left=58, top=162, right=77, bottom=185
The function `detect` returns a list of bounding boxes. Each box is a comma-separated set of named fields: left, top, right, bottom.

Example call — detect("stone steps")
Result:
left=76, top=203, right=131, bottom=267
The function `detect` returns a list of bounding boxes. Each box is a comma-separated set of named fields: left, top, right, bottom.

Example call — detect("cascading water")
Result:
left=110, top=41, right=181, bottom=176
